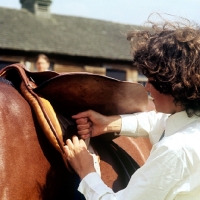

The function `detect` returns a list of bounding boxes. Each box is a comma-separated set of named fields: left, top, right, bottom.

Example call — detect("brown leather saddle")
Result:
left=0, top=63, right=148, bottom=168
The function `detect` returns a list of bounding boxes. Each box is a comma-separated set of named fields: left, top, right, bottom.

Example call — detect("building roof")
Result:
left=0, top=7, right=143, bottom=61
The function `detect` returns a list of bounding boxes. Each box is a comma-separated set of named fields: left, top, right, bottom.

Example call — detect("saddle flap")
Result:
left=33, top=72, right=149, bottom=118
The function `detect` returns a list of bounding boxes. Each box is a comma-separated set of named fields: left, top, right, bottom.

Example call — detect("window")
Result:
left=106, top=68, right=126, bottom=81
left=137, top=71, right=147, bottom=86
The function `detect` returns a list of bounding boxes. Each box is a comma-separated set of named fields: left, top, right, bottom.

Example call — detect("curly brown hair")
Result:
left=127, top=17, right=200, bottom=116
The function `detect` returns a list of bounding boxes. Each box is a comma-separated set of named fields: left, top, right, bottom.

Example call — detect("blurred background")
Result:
left=0, top=0, right=199, bottom=84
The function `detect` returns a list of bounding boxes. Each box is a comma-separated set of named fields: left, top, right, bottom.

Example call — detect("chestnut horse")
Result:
left=0, top=65, right=152, bottom=200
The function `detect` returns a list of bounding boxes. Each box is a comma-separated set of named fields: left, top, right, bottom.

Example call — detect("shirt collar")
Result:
left=165, top=111, right=200, bottom=137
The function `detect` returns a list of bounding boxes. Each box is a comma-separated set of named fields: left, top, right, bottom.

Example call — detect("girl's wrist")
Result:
left=106, top=115, right=122, bottom=133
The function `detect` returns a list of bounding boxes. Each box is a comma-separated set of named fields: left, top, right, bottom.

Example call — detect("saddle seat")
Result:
left=0, top=63, right=148, bottom=170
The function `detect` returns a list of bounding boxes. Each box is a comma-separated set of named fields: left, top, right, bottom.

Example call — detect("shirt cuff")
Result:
left=78, top=172, right=114, bottom=200
left=119, top=114, right=138, bottom=136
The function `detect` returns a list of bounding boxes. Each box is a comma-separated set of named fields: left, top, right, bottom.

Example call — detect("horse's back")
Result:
left=114, top=136, right=151, bottom=167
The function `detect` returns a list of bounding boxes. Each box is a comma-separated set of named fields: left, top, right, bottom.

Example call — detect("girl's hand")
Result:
left=64, top=135, right=96, bottom=179
left=72, top=110, right=122, bottom=140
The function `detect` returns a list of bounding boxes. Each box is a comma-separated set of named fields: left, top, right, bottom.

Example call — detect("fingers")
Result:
left=66, top=135, right=87, bottom=151
left=74, top=116, right=91, bottom=129
left=71, top=135, right=82, bottom=147
left=76, top=119, right=91, bottom=131
left=66, top=137, right=75, bottom=151
left=64, top=136, right=87, bottom=159
left=77, top=128, right=92, bottom=139
left=77, top=121, right=92, bottom=136
left=72, top=110, right=91, bottom=120
left=72, top=115, right=92, bottom=139
left=63, top=135, right=96, bottom=178
left=72, top=110, right=99, bottom=139
left=72, top=135, right=87, bottom=150
left=75, top=117, right=89, bottom=125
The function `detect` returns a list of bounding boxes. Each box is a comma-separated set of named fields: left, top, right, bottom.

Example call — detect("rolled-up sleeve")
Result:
left=120, top=111, right=166, bottom=139
left=120, top=113, right=150, bottom=137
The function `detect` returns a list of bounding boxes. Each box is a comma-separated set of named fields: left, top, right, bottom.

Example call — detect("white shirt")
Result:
left=78, top=111, right=200, bottom=200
